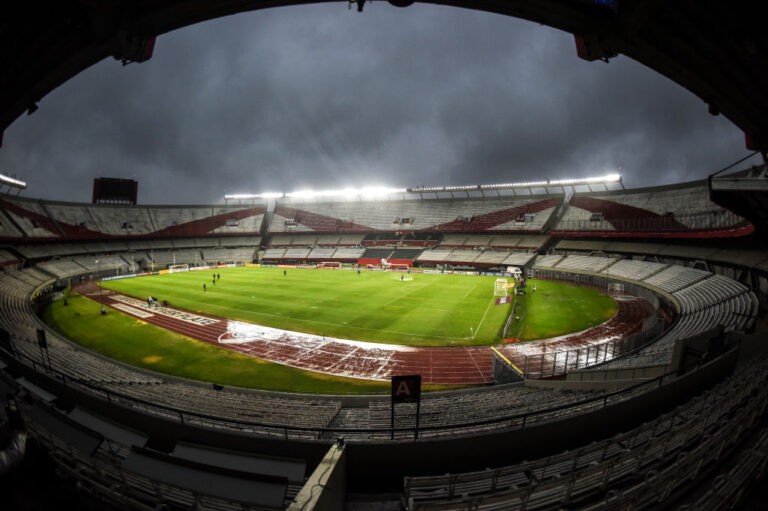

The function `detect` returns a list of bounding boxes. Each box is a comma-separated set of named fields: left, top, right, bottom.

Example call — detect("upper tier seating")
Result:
left=0, top=195, right=267, bottom=239
left=270, top=196, right=562, bottom=233
left=554, top=181, right=751, bottom=235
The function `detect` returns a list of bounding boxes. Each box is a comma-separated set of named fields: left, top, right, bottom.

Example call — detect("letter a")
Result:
left=395, top=380, right=411, bottom=397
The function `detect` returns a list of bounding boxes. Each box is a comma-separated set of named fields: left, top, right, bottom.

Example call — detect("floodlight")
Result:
left=407, top=173, right=621, bottom=194
left=287, top=190, right=316, bottom=199
left=359, top=186, right=406, bottom=196
left=224, top=194, right=259, bottom=200
left=285, top=186, right=405, bottom=199
left=224, top=192, right=283, bottom=200
left=0, top=173, right=26, bottom=190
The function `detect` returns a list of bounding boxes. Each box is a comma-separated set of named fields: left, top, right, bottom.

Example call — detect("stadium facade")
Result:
left=1, top=173, right=767, bottom=509
left=3, top=1, right=768, bottom=509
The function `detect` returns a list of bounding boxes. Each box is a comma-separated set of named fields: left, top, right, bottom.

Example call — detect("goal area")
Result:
left=494, top=278, right=514, bottom=297
left=168, top=264, right=190, bottom=273
left=317, top=261, right=342, bottom=269
left=608, top=282, right=625, bottom=297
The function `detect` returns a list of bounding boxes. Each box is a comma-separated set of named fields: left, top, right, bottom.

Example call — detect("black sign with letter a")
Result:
left=391, top=374, right=421, bottom=404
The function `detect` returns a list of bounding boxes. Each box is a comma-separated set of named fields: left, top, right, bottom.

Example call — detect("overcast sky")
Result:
left=0, top=3, right=758, bottom=205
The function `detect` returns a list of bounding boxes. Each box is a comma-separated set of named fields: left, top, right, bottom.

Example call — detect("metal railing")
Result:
left=517, top=270, right=666, bottom=379
left=2, top=343, right=698, bottom=442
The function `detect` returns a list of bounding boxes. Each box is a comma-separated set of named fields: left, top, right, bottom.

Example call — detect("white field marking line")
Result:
left=462, top=283, right=478, bottom=299
left=471, top=296, right=497, bottom=340
left=383, top=277, right=439, bottom=304
left=468, top=349, right=486, bottom=377
left=323, top=347, right=361, bottom=372
left=293, top=339, right=332, bottom=357
left=238, top=275, right=440, bottom=330
left=286, top=277, right=462, bottom=340
left=371, top=352, right=395, bottom=379
left=119, top=279, right=475, bottom=343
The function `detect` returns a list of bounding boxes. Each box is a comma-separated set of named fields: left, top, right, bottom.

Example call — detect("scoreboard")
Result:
left=92, top=177, right=138, bottom=205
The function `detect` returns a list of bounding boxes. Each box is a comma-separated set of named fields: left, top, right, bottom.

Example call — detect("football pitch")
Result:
left=43, top=266, right=618, bottom=393
left=99, top=266, right=513, bottom=347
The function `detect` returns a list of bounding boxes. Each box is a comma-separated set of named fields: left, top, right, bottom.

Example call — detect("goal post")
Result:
left=317, top=261, right=342, bottom=269
left=494, top=278, right=514, bottom=297
left=608, top=282, right=624, bottom=296
left=168, top=263, right=190, bottom=273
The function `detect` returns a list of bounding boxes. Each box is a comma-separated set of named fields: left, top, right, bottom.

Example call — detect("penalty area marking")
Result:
left=470, top=296, right=497, bottom=340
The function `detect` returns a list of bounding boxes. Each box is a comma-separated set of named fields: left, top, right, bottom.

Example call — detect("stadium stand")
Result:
left=0, top=179, right=765, bottom=509
left=3, top=2, right=768, bottom=508
left=306, top=246, right=337, bottom=260
left=553, top=181, right=752, bottom=237
left=0, top=196, right=267, bottom=240
left=270, top=196, right=561, bottom=233
left=533, top=254, right=759, bottom=371
left=201, top=247, right=257, bottom=264
left=403, top=352, right=768, bottom=510
left=0, top=248, right=20, bottom=266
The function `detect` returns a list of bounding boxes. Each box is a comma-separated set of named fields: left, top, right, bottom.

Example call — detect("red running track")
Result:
left=75, top=282, right=654, bottom=386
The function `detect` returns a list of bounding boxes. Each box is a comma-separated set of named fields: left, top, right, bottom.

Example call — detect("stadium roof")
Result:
left=408, top=174, right=622, bottom=193
left=223, top=174, right=621, bottom=202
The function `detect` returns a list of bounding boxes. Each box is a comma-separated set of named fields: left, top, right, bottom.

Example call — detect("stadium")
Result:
left=1, top=2, right=768, bottom=511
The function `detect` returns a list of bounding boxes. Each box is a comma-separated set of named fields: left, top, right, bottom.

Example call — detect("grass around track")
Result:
left=503, top=279, right=618, bottom=341
left=43, top=293, right=394, bottom=394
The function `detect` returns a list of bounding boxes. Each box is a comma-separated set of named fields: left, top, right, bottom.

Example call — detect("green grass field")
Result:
left=42, top=266, right=618, bottom=394
left=100, top=266, right=514, bottom=347
left=504, top=280, right=618, bottom=341
left=43, top=294, right=393, bottom=394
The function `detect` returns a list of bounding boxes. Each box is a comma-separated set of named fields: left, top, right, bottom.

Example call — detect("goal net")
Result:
left=386, top=263, right=410, bottom=271
left=317, top=261, right=342, bottom=269
left=494, top=278, right=514, bottom=297
left=168, top=263, right=190, bottom=273
left=608, top=282, right=625, bottom=296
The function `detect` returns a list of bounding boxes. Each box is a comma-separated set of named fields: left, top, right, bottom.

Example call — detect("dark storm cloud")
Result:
left=0, top=3, right=753, bottom=204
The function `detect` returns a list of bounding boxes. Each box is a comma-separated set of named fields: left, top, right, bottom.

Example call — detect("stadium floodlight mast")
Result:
left=225, top=186, right=406, bottom=202
left=224, top=175, right=621, bottom=202
left=406, top=173, right=622, bottom=194
left=0, top=172, right=26, bottom=194
left=285, top=186, right=406, bottom=199
left=223, top=192, right=283, bottom=204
